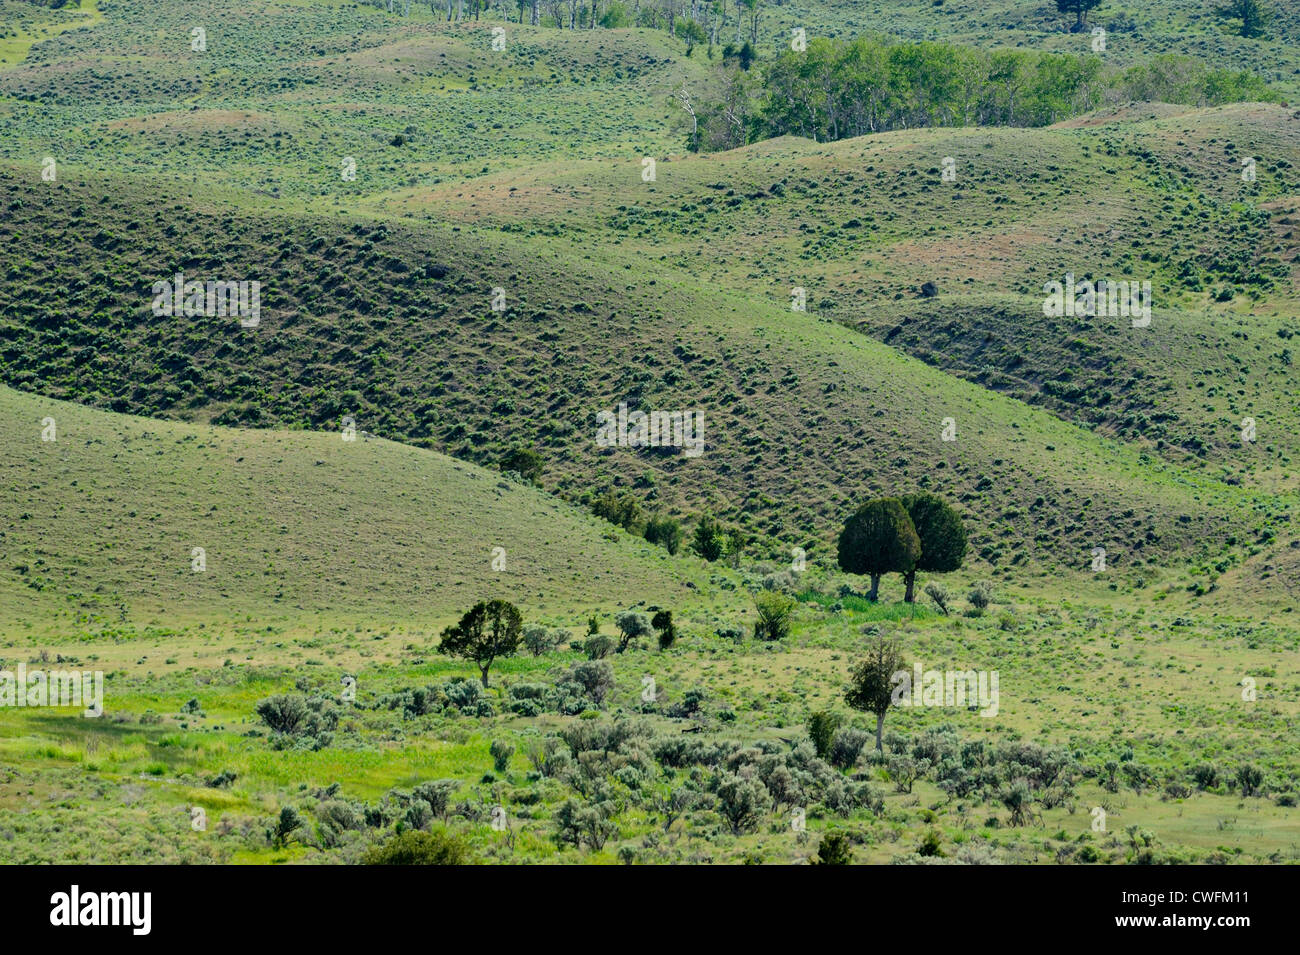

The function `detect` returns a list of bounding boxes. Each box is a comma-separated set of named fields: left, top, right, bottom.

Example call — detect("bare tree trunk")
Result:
left=875, top=712, right=885, bottom=752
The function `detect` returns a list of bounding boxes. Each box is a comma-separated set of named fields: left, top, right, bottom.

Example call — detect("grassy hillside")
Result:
left=1, top=0, right=1297, bottom=868
left=384, top=103, right=1300, bottom=483
left=0, top=3, right=702, bottom=197
left=0, top=384, right=742, bottom=635
left=4, top=163, right=1293, bottom=591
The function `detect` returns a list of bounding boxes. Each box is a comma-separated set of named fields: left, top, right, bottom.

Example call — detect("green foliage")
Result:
left=489, top=739, right=515, bottom=774
left=900, top=493, right=967, bottom=602
left=813, top=831, right=853, bottom=865
left=692, top=514, right=728, bottom=562
left=845, top=635, right=904, bottom=750
left=900, top=494, right=967, bottom=574
left=568, top=660, right=615, bottom=705
left=651, top=609, right=677, bottom=650
left=523, top=625, right=567, bottom=657
left=1236, top=763, right=1264, bottom=797
left=923, top=582, right=950, bottom=615
left=437, top=599, right=524, bottom=687
left=695, top=35, right=1278, bottom=150
left=753, top=590, right=796, bottom=641
left=837, top=499, right=922, bottom=601
left=583, top=633, right=615, bottom=660
left=361, top=828, right=471, bottom=865
left=614, top=609, right=653, bottom=651
left=255, top=695, right=307, bottom=735
left=269, top=806, right=303, bottom=849
left=716, top=772, right=767, bottom=834
left=592, top=490, right=645, bottom=536
left=918, top=829, right=945, bottom=857
left=968, top=582, right=994, bottom=614
left=644, top=514, right=683, bottom=555
left=499, top=446, right=543, bottom=484
left=1055, top=0, right=1101, bottom=30
left=1216, top=0, right=1270, bottom=38
left=829, top=727, right=871, bottom=770
left=807, top=709, right=842, bottom=759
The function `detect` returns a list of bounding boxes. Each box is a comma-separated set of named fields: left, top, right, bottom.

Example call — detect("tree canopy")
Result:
left=438, top=599, right=523, bottom=687
left=837, top=498, right=921, bottom=601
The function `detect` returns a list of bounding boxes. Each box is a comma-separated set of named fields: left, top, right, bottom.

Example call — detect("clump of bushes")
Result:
left=375, top=678, right=494, bottom=719
left=254, top=694, right=340, bottom=750
left=361, top=828, right=471, bottom=865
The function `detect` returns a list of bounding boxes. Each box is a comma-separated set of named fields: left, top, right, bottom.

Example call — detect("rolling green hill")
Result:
left=382, top=102, right=1299, bottom=483
left=2, top=162, right=1292, bottom=590
left=0, top=384, right=741, bottom=634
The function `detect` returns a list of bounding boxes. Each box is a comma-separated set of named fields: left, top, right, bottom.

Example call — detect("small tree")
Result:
left=1055, top=0, right=1101, bottom=31
left=692, top=514, right=727, bottom=561
left=269, top=806, right=303, bottom=849
left=807, top=710, right=842, bottom=760
left=899, top=493, right=967, bottom=603
left=845, top=634, right=904, bottom=752
left=644, top=514, right=682, bottom=554
left=753, top=590, right=796, bottom=640
left=614, top=609, right=653, bottom=652
left=1217, top=0, right=1270, bottom=38
left=592, top=489, right=644, bottom=534
left=499, top=446, right=542, bottom=484
left=968, top=581, right=993, bottom=615
left=923, top=582, right=950, bottom=615
left=651, top=610, right=677, bottom=650
left=1236, top=763, right=1264, bottom=797
left=523, top=625, right=566, bottom=657
left=812, top=831, right=853, bottom=865
left=489, top=739, right=514, bottom=774
left=569, top=660, right=615, bottom=705
left=724, top=526, right=753, bottom=569
left=437, top=599, right=523, bottom=687
left=837, top=498, right=921, bottom=601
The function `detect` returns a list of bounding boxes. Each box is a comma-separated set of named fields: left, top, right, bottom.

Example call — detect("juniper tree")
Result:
left=845, top=634, right=904, bottom=752
left=437, top=599, right=523, bottom=687
left=837, top=498, right=921, bottom=601
left=899, top=493, right=967, bottom=603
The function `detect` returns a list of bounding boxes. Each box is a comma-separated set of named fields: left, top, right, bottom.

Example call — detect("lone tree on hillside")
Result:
left=1055, top=0, right=1101, bottom=31
left=899, top=493, right=967, bottom=604
left=837, top=498, right=921, bottom=601
left=845, top=634, right=904, bottom=752
left=438, top=599, right=523, bottom=687
left=753, top=590, right=796, bottom=641
left=692, top=514, right=728, bottom=562
left=1217, top=0, right=1270, bottom=38
left=499, top=446, right=543, bottom=484
left=614, top=609, right=653, bottom=652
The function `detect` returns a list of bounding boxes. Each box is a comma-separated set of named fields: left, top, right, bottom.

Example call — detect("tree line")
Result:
left=688, top=37, right=1279, bottom=151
